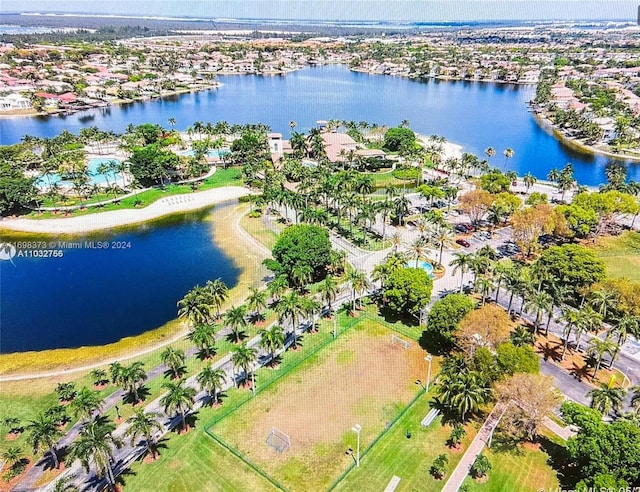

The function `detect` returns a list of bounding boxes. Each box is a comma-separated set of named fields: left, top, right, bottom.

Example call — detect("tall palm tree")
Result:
left=430, top=223, right=455, bottom=266
left=589, top=287, right=619, bottom=322
left=119, top=361, right=147, bottom=404
left=197, top=365, right=227, bottom=405
left=588, top=382, right=626, bottom=416
left=409, top=238, right=427, bottom=268
left=69, top=387, right=104, bottom=423
left=160, top=347, right=187, bottom=380
left=575, top=306, right=602, bottom=352
left=484, top=147, right=496, bottom=162
left=187, top=323, right=217, bottom=360
left=559, top=308, right=580, bottom=360
left=230, top=342, right=258, bottom=388
left=67, top=415, right=123, bottom=492
left=160, top=379, right=197, bottom=432
left=205, top=278, right=229, bottom=319
left=26, top=413, right=63, bottom=469
left=259, top=325, right=286, bottom=363
left=450, top=252, right=473, bottom=293
left=503, top=148, right=514, bottom=168
left=246, top=287, right=267, bottom=321
left=224, top=305, right=249, bottom=343
left=346, top=269, right=370, bottom=312
left=177, top=285, right=212, bottom=326
left=318, top=274, right=339, bottom=311
left=524, top=291, right=553, bottom=335
left=587, top=338, right=618, bottom=381
left=125, top=409, right=163, bottom=460
left=275, top=292, right=305, bottom=347
left=523, top=172, right=537, bottom=193
left=611, top=314, right=639, bottom=362
left=438, top=371, right=489, bottom=421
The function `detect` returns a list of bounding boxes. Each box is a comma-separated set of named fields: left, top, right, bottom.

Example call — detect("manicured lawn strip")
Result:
left=589, top=231, right=640, bottom=282
left=460, top=432, right=563, bottom=491
left=332, top=397, right=478, bottom=492
left=27, top=168, right=243, bottom=219
left=364, top=171, right=413, bottom=188
left=239, top=213, right=278, bottom=250
left=122, top=408, right=277, bottom=492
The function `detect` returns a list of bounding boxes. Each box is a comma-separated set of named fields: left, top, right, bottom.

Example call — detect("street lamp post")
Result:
left=251, top=365, right=256, bottom=397
left=425, top=355, right=433, bottom=392
left=352, top=424, right=362, bottom=467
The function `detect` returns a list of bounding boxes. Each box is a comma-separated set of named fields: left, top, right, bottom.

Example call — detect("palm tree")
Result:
left=160, top=347, right=187, bottom=380
left=90, top=369, right=108, bottom=388
left=485, top=147, right=496, bottom=162
left=503, top=148, right=514, bottom=168
left=276, top=291, right=306, bottom=347
left=267, top=275, right=288, bottom=303
left=224, top=305, right=248, bottom=343
left=409, top=238, right=427, bottom=268
left=55, top=382, right=77, bottom=403
left=125, top=409, right=163, bottom=460
left=524, top=291, right=553, bottom=335
left=160, top=379, right=197, bottom=432
left=205, top=278, right=229, bottom=319
left=67, top=415, right=123, bottom=491
left=230, top=342, right=258, bottom=388
left=1, top=446, right=24, bottom=473
left=187, top=323, right=217, bottom=360
left=70, top=387, right=103, bottom=423
left=587, top=338, right=618, bottom=381
left=438, top=371, right=489, bottom=421
left=588, top=382, right=626, bottom=416
left=318, top=274, right=339, bottom=311
left=119, top=361, right=147, bottom=404
left=523, top=172, right=537, bottom=193
left=51, top=473, right=79, bottom=492
left=346, top=269, right=370, bottom=312
left=430, top=223, right=455, bottom=266
left=510, top=326, right=535, bottom=347
left=197, top=365, right=227, bottom=405
left=259, top=324, right=286, bottom=363
left=109, top=362, right=124, bottom=385
left=450, top=252, right=473, bottom=293
left=26, top=413, right=63, bottom=469
left=246, top=287, right=267, bottom=321
left=575, top=306, right=602, bottom=352
left=559, top=308, right=580, bottom=360
left=589, top=286, right=618, bottom=322
left=177, top=285, right=212, bottom=326
left=611, top=314, right=639, bottom=362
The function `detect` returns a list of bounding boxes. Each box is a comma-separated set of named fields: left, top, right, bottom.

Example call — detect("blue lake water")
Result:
left=1, top=65, right=637, bottom=185
left=0, top=206, right=240, bottom=353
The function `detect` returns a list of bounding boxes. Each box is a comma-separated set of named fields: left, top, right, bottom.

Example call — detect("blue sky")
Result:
left=2, top=1, right=638, bottom=21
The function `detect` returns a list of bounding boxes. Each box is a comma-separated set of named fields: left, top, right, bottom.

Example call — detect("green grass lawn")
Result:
left=333, top=397, right=478, bottom=492
left=590, top=231, right=640, bottom=282
left=28, top=168, right=243, bottom=219
left=460, top=432, right=563, bottom=492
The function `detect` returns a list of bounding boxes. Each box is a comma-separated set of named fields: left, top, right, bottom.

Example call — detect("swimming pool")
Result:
left=177, top=148, right=230, bottom=159
left=36, top=157, right=123, bottom=188
left=406, top=260, right=435, bottom=278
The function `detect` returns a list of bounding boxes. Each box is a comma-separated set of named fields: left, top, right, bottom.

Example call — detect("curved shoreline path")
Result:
left=0, top=186, right=252, bottom=234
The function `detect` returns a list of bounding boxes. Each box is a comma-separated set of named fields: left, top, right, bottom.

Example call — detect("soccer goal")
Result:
left=390, top=334, right=410, bottom=350
left=265, top=427, right=291, bottom=453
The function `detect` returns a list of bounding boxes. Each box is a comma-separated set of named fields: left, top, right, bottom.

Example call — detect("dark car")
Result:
left=462, top=223, right=474, bottom=232
left=456, top=239, right=471, bottom=247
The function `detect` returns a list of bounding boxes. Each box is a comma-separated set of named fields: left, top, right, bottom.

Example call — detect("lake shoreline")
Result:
left=533, top=112, right=640, bottom=164
left=0, top=185, right=252, bottom=234
left=0, top=201, right=270, bottom=378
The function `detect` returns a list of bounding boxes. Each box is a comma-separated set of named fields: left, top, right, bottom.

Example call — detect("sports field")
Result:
left=211, top=320, right=427, bottom=491
left=590, top=230, right=640, bottom=282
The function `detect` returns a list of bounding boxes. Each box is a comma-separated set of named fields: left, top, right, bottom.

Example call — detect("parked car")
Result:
left=454, top=224, right=468, bottom=233
left=462, top=223, right=474, bottom=232
left=456, top=239, right=471, bottom=247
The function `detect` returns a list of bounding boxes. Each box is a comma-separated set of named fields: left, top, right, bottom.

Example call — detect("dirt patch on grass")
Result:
left=214, top=324, right=426, bottom=490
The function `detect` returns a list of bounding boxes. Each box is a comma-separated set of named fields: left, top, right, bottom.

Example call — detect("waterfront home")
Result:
left=322, top=132, right=357, bottom=163
left=0, top=93, right=31, bottom=111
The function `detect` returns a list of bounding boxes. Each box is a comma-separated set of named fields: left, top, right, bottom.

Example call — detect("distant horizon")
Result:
left=1, top=1, right=638, bottom=22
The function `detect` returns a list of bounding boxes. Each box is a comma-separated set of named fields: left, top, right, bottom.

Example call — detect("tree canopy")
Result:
left=424, top=294, right=476, bottom=352
left=536, top=244, right=606, bottom=293
left=265, top=224, right=333, bottom=287
left=382, top=266, right=433, bottom=317
left=383, top=127, right=416, bottom=152
left=128, top=144, right=179, bottom=187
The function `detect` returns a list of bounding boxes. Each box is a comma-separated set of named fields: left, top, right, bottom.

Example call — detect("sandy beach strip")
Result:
left=416, top=134, right=464, bottom=160
left=0, top=186, right=252, bottom=235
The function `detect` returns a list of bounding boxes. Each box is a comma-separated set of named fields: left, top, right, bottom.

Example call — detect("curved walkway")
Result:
left=0, top=186, right=251, bottom=234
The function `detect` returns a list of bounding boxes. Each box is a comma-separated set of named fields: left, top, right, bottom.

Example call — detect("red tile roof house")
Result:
left=321, top=132, right=358, bottom=163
